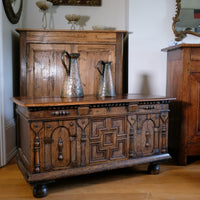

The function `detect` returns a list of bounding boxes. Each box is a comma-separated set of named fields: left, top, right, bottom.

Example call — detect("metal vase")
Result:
left=61, top=51, right=84, bottom=98
left=96, top=60, right=116, bottom=97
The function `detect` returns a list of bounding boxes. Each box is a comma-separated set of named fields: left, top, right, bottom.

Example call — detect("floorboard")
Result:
left=0, top=159, right=200, bottom=199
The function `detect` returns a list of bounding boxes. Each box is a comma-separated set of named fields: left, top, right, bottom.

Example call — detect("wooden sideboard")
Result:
left=11, top=95, right=173, bottom=198
left=162, top=44, right=200, bottom=165
left=12, top=29, right=173, bottom=198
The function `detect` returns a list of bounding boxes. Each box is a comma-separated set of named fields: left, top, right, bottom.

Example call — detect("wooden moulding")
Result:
left=16, top=153, right=171, bottom=183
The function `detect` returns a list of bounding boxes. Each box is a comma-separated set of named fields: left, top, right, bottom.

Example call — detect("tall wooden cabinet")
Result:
left=12, top=29, right=173, bottom=198
left=162, top=44, right=200, bottom=165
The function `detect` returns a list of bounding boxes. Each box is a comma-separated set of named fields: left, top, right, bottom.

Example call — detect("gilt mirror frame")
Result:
left=173, top=0, right=200, bottom=41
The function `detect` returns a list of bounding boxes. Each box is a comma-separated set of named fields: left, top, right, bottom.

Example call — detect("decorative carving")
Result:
left=145, top=131, right=150, bottom=147
left=90, top=117, right=127, bottom=163
left=58, top=138, right=64, bottom=160
left=89, top=103, right=129, bottom=109
left=128, top=115, right=136, bottom=158
left=136, top=114, right=162, bottom=157
left=31, top=122, right=43, bottom=173
left=160, top=113, right=168, bottom=153
left=77, top=119, right=89, bottom=166
left=173, top=0, right=200, bottom=41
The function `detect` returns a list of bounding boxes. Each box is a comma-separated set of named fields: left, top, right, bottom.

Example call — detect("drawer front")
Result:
left=26, top=105, right=128, bottom=120
left=28, top=103, right=169, bottom=172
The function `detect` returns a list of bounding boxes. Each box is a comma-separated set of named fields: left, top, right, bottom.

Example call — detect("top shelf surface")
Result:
left=11, top=94, right=175, bottom=108
left=16, top=29, right=127, bottom=34
left=161, top=44, right=200, bottom=52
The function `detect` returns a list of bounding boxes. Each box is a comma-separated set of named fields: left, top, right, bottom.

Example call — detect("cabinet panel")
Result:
left=188, top=73, right=200, bottom=143
left=27, top=44, right=72, bottom=97
left=43, top=120, right=77, bottom=171
left=136, top=114, right=160, bottom=157
left=74, top=44, right=116, bottom=95
left=190, top=48, right=200, bottom=72
left=89, top=117, right=128, bottom=164
left=26, top=44, right=116, bottom=97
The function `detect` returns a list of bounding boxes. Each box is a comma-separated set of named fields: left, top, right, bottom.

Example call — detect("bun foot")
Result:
left=147, top=163, right=160, bottom=175
left=33, top=184, right=48, bottom=198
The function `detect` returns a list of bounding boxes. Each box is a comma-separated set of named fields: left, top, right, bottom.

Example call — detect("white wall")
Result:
left=0, top=1, right=5, bottom=166
left=0, top=1, right=23, bottom=166
left=128, top=0, right=176, bottom=95
left=22, top=0, right=176, bottom=96
left=23, top=0, right=129, bottom=30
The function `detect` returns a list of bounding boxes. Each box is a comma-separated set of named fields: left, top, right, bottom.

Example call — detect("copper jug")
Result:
left=96, top=60, right=116, bottom=97
left=61, top=51, right=84, bottom=98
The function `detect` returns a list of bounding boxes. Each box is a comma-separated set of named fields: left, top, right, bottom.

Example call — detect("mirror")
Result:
left=173, top=0, right=200, bottom=41
left=3, top=0, right=23, bottom=24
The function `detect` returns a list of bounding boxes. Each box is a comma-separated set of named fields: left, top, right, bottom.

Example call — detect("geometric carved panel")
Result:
left=90, top=117, right=127, bottom=163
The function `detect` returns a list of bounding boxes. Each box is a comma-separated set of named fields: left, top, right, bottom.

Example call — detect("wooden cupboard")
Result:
left=17, top=29, right=128, bottom=97
left=12, top=29, right=173, bottom=198
left=162, top=44, right=200, bottom=165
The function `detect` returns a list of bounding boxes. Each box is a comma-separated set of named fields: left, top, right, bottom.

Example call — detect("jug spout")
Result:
left=61, top=51, right=84, bottom=98
left=96, top=61, right=116, bottom=97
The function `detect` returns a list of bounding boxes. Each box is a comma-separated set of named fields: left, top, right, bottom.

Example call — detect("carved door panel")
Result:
left=43, top=120, right=77, bottom=170
left=26, top=44, right=72, bottom=97
left=187, top=73, right=200, bottom=152
left=135, top=113, right=161, bottom=157
left=89, top=117, right=128, bottom=164
left=73, top=45, right=116, bottom=95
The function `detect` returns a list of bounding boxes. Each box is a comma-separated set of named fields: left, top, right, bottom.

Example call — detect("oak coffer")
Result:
left=11, top=95, right=173, bottom=198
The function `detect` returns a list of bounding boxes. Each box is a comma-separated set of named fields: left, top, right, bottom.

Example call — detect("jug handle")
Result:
left=61, top=51, right=71, bottom=75
left=97, top=60, right=105, bottom=76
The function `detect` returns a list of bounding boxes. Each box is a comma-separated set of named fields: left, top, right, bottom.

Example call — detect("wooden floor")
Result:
left=0, top=159, right=200, bottom=200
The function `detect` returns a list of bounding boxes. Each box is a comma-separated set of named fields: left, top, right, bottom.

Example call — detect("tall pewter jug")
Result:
left=96, top=60, right=116, bottom=97
left=61, top=51, right=84, bottom=98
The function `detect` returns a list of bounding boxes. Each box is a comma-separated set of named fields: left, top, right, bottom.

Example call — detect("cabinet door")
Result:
left=187, top=73, right=200, bottom=154
left=73, top=44, right=116, bottom=95
left=25, top=44, right=72, bottom=97
left=25, top=43, right=116, bottom=97
left=43, top=120, right=77, bottom=171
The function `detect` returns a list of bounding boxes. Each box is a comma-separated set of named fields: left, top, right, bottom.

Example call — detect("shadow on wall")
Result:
left=139, top=74, right=152, bottom=96
left=78, top=16, right=90, bottom=30
left=12, top=31, right=20, bottom=97
left=12, top=31, right=20, bottom=120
